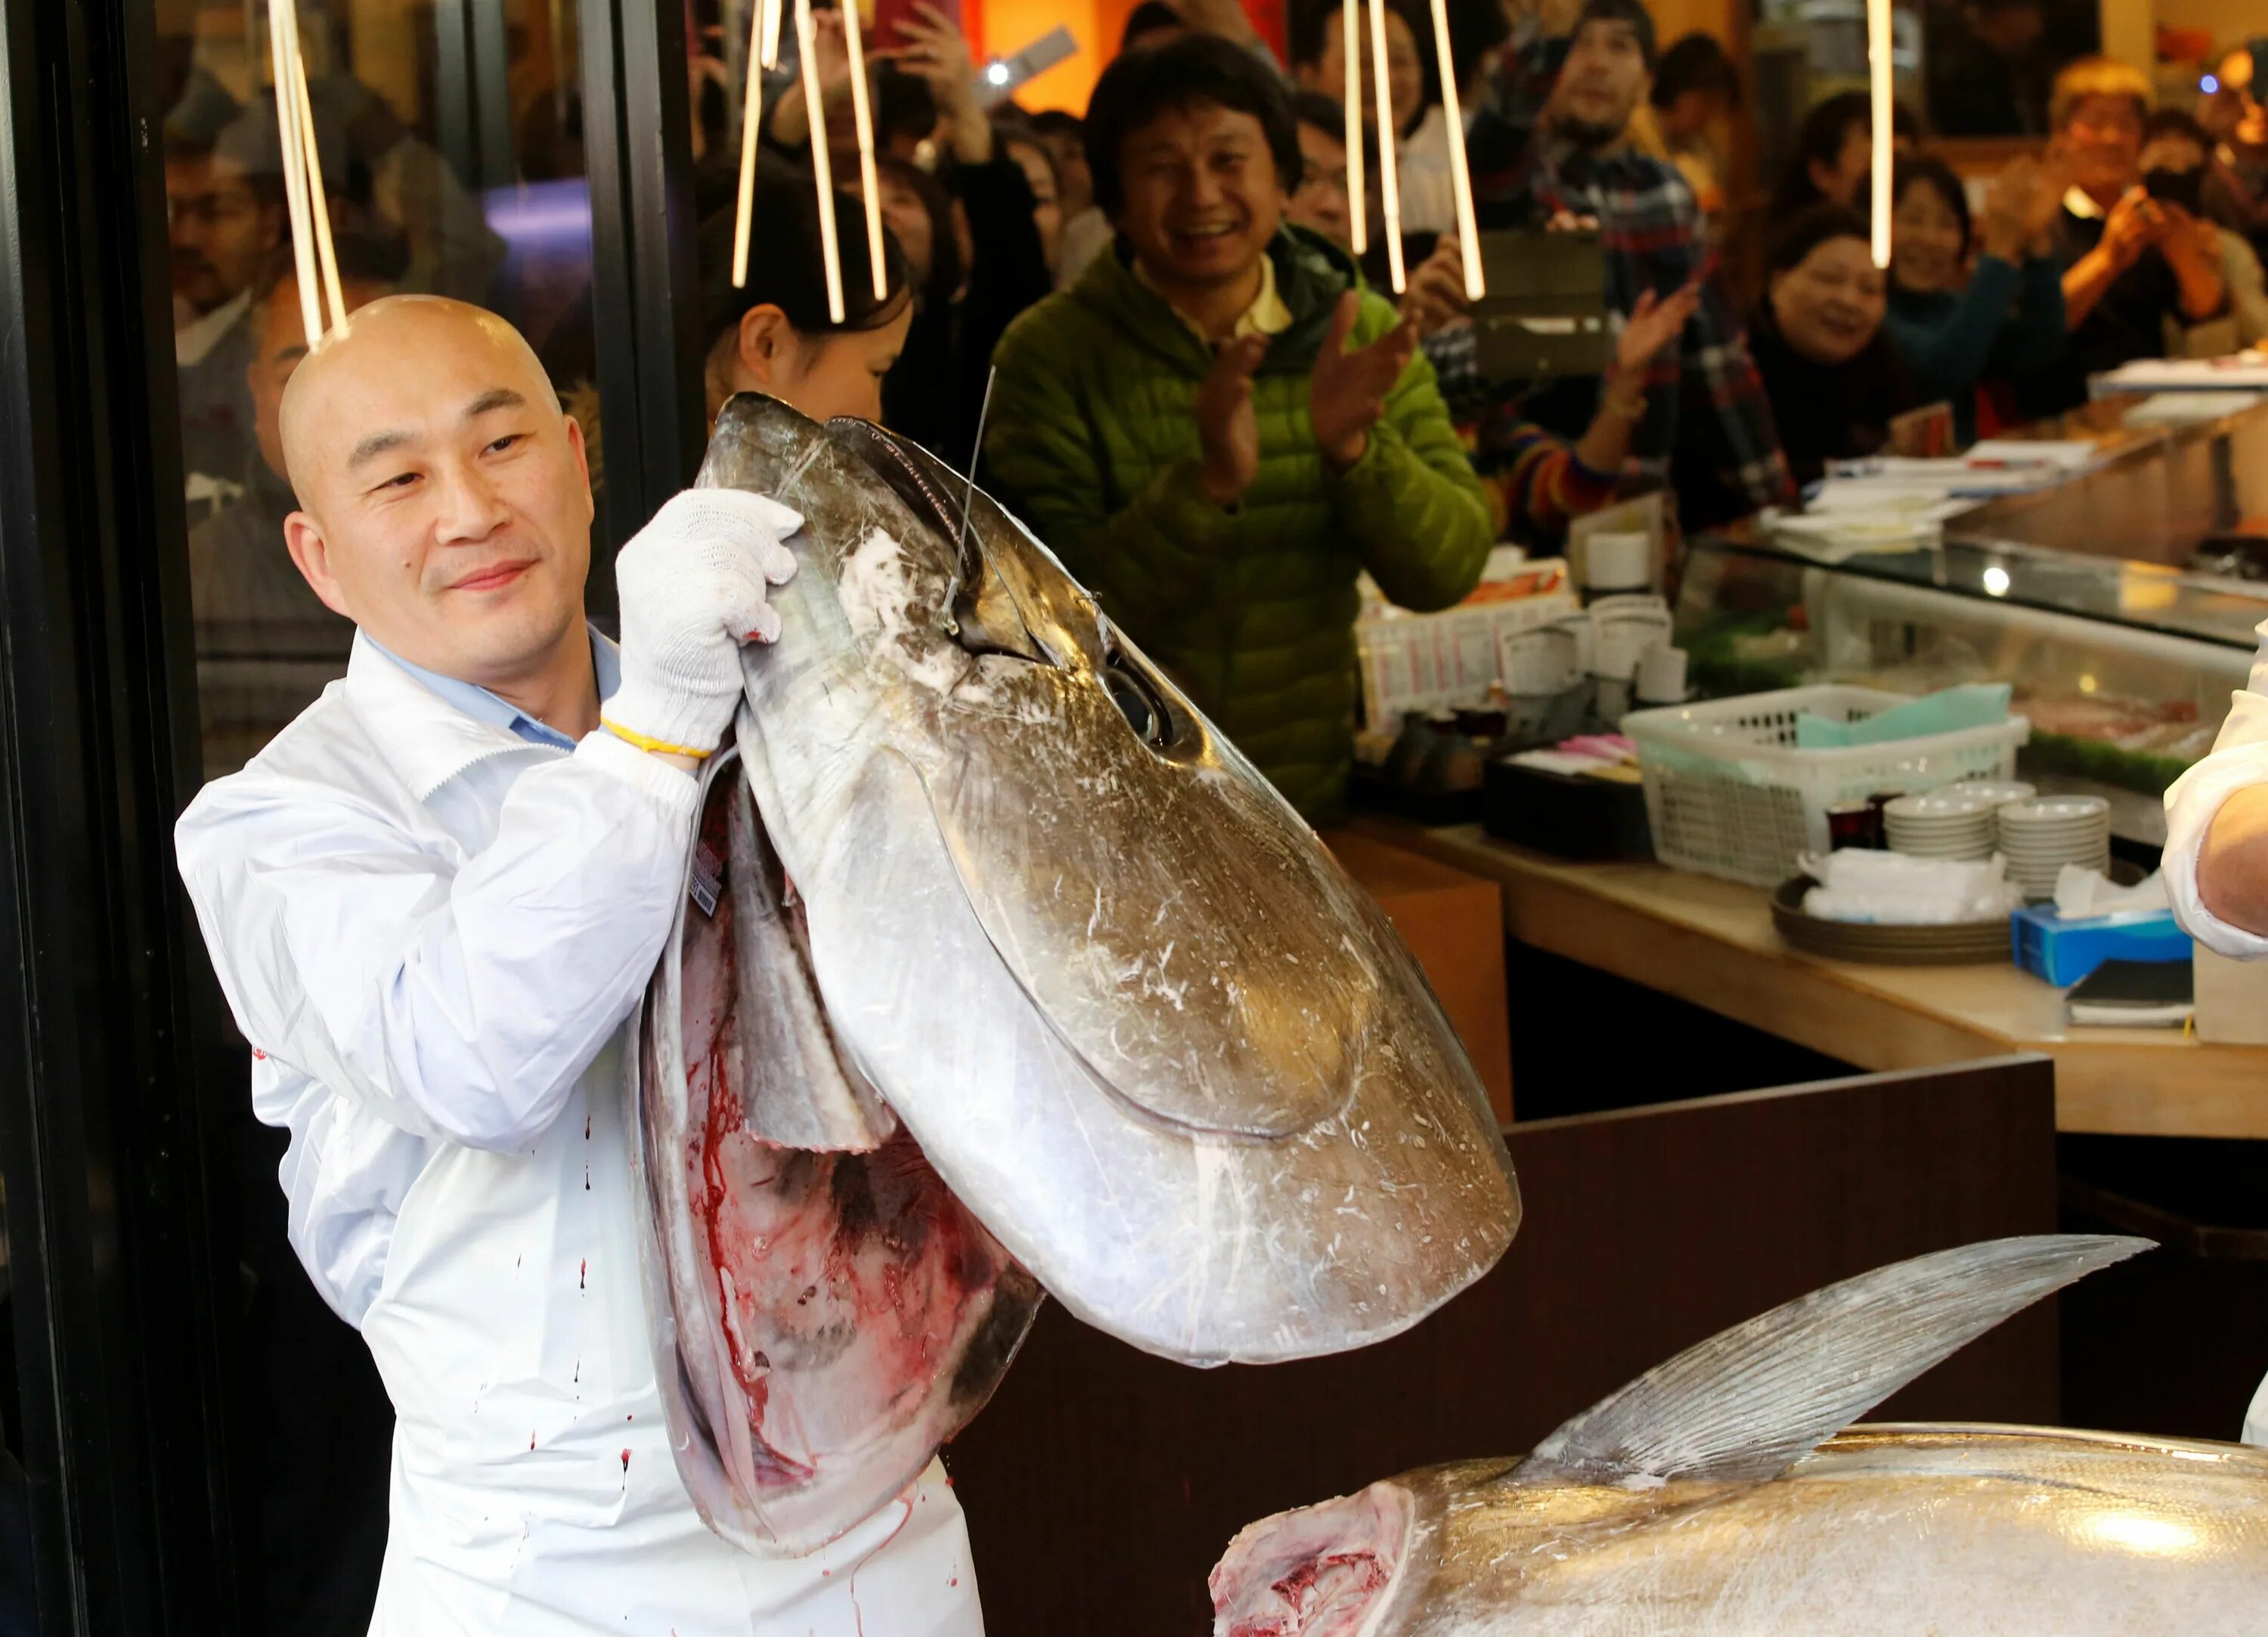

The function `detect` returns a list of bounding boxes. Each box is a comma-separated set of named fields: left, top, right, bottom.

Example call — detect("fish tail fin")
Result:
left=1514, top=1234, right=2150, bottom=1487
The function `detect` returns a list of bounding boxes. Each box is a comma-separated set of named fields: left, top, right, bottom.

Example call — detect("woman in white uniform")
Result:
left=2163, top=619, right=2268, bottom=1447
left=173, top=271, right=974, bottom=1634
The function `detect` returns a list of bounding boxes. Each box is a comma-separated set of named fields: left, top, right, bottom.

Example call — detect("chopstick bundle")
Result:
left=1343, top=0, right=1366, bottom=256
left=794, top=0, right=847, bottom=321
left=733, top=0, right=770, bottom=286
left=1867, top=0, right=1892, bottom=268
left=839, top=0, right=888, bottom=300
left=1426, top=0, right=1484, bottom=298
left=267, top=0, right=344, bottom=340
left=1365, top=0, right=1405, bottom=291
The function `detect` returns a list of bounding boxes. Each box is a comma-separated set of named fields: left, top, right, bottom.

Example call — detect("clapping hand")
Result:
left=1979, top=157, right=2042, bottom=262
left=1597, top=284, right=1699, bottom=423
left=1312, top=291, right=1417, bottom=470
left=1195, top=333, right=1269, bottom=507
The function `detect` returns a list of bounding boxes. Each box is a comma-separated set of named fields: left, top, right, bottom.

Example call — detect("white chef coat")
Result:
left=2161, top=615, right=2268, bottom=1447
left=175, top=631, right=984, bottom=1635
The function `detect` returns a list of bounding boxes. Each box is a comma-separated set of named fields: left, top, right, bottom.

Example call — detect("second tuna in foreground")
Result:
left=1213, top=1235, right=2268, bottom=1635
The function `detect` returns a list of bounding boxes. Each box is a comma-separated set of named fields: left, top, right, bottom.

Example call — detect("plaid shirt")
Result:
left=1463, top=27, right=1794, bottom=520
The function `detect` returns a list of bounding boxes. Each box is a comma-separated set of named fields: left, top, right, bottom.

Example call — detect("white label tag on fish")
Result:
left=689, top=842, right=723, bottom=918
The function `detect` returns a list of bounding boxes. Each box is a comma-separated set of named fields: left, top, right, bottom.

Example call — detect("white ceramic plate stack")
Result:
left=1884, top=788, right=2003, bottom=861
left=1996, top=795, right=2112, bottom=900
left=1957, top=780, right=2037, bottom=809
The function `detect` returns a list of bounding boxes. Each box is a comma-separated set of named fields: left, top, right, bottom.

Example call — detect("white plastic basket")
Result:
left=1621, top=685, right=2031, bottom=888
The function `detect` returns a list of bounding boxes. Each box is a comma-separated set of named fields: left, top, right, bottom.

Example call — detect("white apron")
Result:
left=360, top=1036, right=985, bottom=1635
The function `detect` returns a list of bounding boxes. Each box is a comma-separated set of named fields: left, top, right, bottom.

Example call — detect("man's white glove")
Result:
left=603, top=488, right=804, bottom=756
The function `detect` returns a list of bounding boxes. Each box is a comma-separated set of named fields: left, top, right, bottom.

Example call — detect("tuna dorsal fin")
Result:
left=1514, top=1235, right=2149, bottom=1487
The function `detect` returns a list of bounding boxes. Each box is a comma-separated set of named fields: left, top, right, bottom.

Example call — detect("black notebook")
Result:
left=2066, top=959, right=2195, bottom=1028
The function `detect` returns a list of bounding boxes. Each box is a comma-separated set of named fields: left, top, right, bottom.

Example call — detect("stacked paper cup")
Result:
left=1883, top=788, right=2004, bottom=861
left=1997, top=795, right=2112, bottom=900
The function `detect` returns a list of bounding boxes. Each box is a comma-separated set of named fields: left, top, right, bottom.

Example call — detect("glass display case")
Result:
left=1676, top=529, right=2267, bottom=842
left=1950, top=395, right=2268, bottom=569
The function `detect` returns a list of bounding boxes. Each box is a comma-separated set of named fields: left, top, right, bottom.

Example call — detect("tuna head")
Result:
left=633, top=395, right=1518, bottom=1559
left=696, top=392, right=1519, bottom=1367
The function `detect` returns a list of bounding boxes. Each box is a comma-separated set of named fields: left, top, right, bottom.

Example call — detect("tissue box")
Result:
left=2010, top=906, right=2193, bottom=988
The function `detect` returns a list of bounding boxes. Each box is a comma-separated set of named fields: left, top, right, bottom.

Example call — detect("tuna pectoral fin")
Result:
left=1516, top=1235, right=2151, bottom=1487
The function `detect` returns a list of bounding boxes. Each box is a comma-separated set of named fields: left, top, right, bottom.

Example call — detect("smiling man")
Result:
left=174, top=296, right=983, bottom=1635
left=983, top=34, right=1492, bottom=823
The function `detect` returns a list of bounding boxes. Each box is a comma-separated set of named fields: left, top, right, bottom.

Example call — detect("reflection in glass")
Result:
left=161, top=2, right=600, bottom=780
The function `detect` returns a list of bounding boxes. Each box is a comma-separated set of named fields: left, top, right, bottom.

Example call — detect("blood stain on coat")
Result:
left=580, top=1258, right=587, bottom=1290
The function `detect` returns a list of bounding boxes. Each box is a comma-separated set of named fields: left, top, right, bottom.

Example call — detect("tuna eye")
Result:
left=1105, top=658, right=1170, bottom=748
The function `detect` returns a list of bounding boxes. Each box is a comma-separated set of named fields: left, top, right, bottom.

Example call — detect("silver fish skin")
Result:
left=696, top=392, right=1521, bottom=1366
left=1210, top=1236, right=2268, bottom=1635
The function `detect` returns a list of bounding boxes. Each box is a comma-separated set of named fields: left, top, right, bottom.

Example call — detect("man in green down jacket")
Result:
left=984, top=34, right=1492, bottom=823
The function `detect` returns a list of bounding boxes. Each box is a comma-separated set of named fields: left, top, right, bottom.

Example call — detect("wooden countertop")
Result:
left=1351, top=815, right=2268, bottom=1139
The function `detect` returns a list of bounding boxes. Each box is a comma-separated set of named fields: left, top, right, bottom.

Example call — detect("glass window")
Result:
left=160, top=0, right=603, bottom=783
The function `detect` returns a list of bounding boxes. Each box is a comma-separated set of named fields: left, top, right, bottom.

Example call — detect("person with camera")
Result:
left=2019, top=57, right=2228, bottom=416
left=2138, top=108, right=2268, bottom=349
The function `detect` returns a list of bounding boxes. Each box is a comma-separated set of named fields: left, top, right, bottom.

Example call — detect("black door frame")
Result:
left=0, top=0, right=698, bottom=1629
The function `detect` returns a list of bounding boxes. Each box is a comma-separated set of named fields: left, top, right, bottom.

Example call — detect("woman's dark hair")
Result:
left=1765, top=201, right=1874, bottom=279
left=1120, top=1, right=1187, bottom=53
left=1571, top=0, right=1657, bottom=70
left=1290, top=88, right=1346, bottom=141
left=1769, top=91, right=1922, bottom=221
left=1027, top=109, right=1084, bottom=145
left=699, top=172, right=911, bottom=352
left=1650, top=32, right=1740, bottom=111
left=1084, top=34, right=1304, bottom=216
left=1891, top=154, right=1971, bottom=259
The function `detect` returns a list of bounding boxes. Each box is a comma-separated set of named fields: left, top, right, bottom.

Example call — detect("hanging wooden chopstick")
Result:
left=1342, top=0, right=1366, bottom=256
left=759, top=0, right=785, bottom=70
left=267, top=0, right=323, bottom=345
left=840, top=0, right=887, bottom=300
left=1365, top=0, right=1405, bottom=291
left=290, top=46, right=349, bottom=333
left=1426, top=0, right=1483, bottom=299
left=1867, top=0, right=1892, bottom=268
left=795, top=0, right=847, bottom=322
left=733, top=0, right=769, bottom=286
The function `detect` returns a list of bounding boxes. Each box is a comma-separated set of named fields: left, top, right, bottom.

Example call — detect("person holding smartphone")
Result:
left=2140, top=108, right=2268, bottom=349
left=2019, top=57, right=2229, bottom=416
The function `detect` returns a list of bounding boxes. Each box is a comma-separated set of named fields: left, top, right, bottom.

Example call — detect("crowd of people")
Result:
left=166, top=1, right=2268, bottom=826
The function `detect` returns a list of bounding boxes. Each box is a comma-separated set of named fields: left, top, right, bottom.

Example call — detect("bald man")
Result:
left=174, top=297, right=984, bottom=1635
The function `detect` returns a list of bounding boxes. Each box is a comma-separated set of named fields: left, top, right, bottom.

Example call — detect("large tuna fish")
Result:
left=630, top=395, right=1520, bottom=1555
left=1212, top=1235, right=2268, bottom=1635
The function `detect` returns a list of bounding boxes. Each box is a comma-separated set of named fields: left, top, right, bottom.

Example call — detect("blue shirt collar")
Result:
left=366, top=625, right=620, bottom=752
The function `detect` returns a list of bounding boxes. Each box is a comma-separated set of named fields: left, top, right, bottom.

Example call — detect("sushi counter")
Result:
left=1346, top=814, right=2268, bottom=1139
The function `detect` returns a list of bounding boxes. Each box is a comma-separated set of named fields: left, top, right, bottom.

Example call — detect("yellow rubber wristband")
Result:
left=600, top=718, right=711, bottom=759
